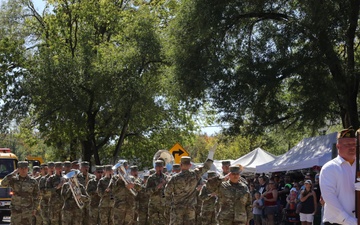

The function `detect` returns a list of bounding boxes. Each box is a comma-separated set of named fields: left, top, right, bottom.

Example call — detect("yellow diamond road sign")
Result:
left=169, top=143, right=189, bottom=164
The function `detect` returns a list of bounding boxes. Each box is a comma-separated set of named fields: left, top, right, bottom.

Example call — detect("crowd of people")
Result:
left=1, top=127, right=360, bottom=225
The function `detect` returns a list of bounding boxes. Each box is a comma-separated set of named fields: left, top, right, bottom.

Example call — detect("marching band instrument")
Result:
left=112, top=161, right=138, bottom=196
left=152, top=150, right=175, bottom=172
left=63, top=170, right=85, bottom=209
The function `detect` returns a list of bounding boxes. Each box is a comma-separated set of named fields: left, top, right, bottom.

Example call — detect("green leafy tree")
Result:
left=169, top=0, right=360, bottom=134
left=0, top=0, right=196, bottom=165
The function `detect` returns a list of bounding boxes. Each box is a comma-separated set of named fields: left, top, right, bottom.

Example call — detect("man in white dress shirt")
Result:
left=320, top=128, right=357, bottom=225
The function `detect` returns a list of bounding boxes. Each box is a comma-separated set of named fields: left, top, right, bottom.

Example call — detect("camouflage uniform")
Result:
left=109, top=175, right=136, bottom=225
left=199, top=183, right=217, bottom=225
left=164, top=157, right=213, bottom=225
left=97, top=175, right=115, bottom=225
left=77, top=170, right=95, bottom=225
left=46, top=171, right=64, bottom=225
left=137, top=176, right=150, bottom=225
left=39, top=169, right=53, bottom=225
left=206, top=166, right=253, bottom=225
left=87, top=176, right=101, bottom=225
left=0, top=162, right=39, bottom=225
left=34, top=174, right=43, bottom=225
left=145, top=170, right=168, bottom=225
left=131, top=175, right=142, bottom=224
left=61, top=181, right=89, bottom=225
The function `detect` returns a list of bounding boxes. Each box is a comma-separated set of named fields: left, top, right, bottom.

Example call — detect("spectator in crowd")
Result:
left=262, top=179, right=278, bottom=225
left=286, top=188, right=298, bottom=211
left=252, top=191, right=263, bottom=225
left=313, top=173, right=322, bottom=225
left=299, top=180, right=317, bottom=225
left=258, top=175, right=268, bottom=195
left=301, top=173, right=312, bottom=190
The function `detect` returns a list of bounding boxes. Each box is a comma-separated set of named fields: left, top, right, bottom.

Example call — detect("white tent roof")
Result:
left=256, top=132, right=337, bottom=173
left=206, top=148, right=278, bottom=175
left=231, top=147, right=278, bottom=174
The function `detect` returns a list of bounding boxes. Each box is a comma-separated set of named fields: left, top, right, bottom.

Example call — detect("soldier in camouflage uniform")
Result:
left=31, top=166, right=41, bottom=178
left=39, top=162, right=53, bottom=225
left=137, top=174, right=150, bottom=225
left=46, top=161, right=65, bottom=225
left=129, top=165, right=142, bottom=223
left=61, top=170, right=90, bottom=225
left=87, top=165, right=104, bottom=225
left=221, top=160, right=231, bottom=176
left=109, top=161, right=137, bottom=225
left=164, top=153, right=214, bottom=225
left=71, top=160, right=79, bottom=170
left=199, top=171, right=218, bottom=225
left=33, top=164, right=46, bottom=225
left=171, top=164, right=181, bottom=174
left=145, top=160, right=168, bottom=225
left=63, top=161, right=72, bottom=175
left=195, top=177, right=205, bottom=225
left=0, top=161, right=39, bottom=225
left=206, top=166, right=253, bottom=225
left=77, top=161, right=95, bottom=225
left=97, top=165, right=115, bottom=225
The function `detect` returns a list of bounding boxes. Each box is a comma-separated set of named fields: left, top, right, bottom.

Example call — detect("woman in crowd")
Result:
left=261, top=179, right=278, bottom=225
left=299, top=180, right=317, bottom=225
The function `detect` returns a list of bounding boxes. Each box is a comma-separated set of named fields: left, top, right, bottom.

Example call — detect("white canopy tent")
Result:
left=199, top=147, right=278, bottom=175
left=256, top=132, right=337, bottom=173
left=231, top=147, right=278, bottom=174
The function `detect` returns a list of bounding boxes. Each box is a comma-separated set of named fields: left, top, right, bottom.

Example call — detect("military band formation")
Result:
left=1, top=147, right=253, bottom=225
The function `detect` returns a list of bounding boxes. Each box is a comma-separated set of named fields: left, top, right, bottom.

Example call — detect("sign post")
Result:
left=169, top=143, right=189, bottom=164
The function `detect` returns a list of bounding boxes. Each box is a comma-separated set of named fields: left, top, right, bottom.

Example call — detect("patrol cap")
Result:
left=71, top=160, right=79, bottom=165
left=95, top=165, right=104, bottom=172
left=154, top=160, right=164, bottom=167
left=54, top=162, right=63, bottom=168
left=104, top=165, right=113, bottom=171
left=18, top=161, right=29, bottom=168
left=81, top=161, right=89, bottom=167
left=172, top=164, right=180, bottom=170
left=221, top=160, right=231, bottom=166
left=64, top=161, right=72, bottom=167
left=337, top=127, right=355, bottom=139
left=130, top=165, right=138, bottom=171
left=143, top=174, right=149, bottom=179
left=229, top=165, right=241, bottom=174
left=47, top=162, right=55, bottom=168
left=40, top=163, right=48, bottom=168
left=33, top=166, right=40, bottom=171
left=180, top=156, right=191, bottom=165
left=207, top=171, right=217, bottom=178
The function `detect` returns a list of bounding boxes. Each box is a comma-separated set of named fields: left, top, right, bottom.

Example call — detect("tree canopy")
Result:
left=0, top=0, right=199, bottom=165
left=170, top=0, right=360, bottom=133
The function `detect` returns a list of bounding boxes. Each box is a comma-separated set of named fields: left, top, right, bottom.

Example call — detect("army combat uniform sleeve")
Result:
left=0, top=171, right=17, bottom=187
left=195, top=159, right=213, bottom=179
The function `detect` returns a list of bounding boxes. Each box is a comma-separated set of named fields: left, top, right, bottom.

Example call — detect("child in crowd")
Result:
left=252, top=191, right=263, bottom=225
left=286, top=187, right=298, bottom=210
